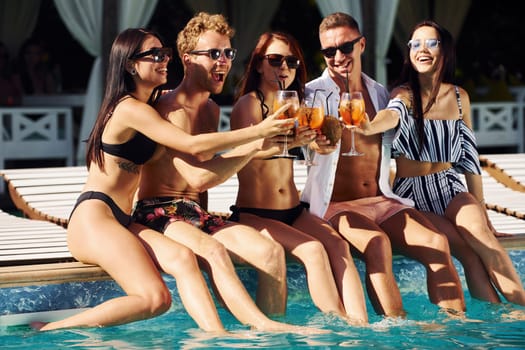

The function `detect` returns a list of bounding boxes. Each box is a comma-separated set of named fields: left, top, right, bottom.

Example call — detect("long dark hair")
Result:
left=86, top=28, right=164, bottom=169
left=235, top=31, right=306, bottom=118
left=396, top=20, right=456, bottom=151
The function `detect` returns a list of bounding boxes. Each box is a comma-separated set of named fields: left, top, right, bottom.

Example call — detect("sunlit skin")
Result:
left=231, top=36, right=369, bottom=325
left=33, top=26, right=298, bottom=332
left=187, top=31, right=232, bottom=96
left=309, top=21, right=468, bottom=316
left=359, top=25, right=525, bottom=307
left=34, top=34, right=225, bottom=333
left=137, top=27, right=322, bottom=334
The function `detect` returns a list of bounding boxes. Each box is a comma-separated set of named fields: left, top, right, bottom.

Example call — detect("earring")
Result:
left=130, top=68, right=137, bottom=75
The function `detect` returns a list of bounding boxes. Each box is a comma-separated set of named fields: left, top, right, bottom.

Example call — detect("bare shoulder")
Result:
left=114, top=97, right=156, bottom=121
left=166, top=108, right=189, bottom=128
left=234, top=93, right=259, bottom=113
left=231, top=92, right=262, bottom=128
left=156, top=90, right=181, bottom=118
left=207, top=97, right=220, bottom=111
left=107, top=97, right=161, bottom=139
left=456, top=86, right=471, bottom=105
left=390, top=85, right=412, bottom=107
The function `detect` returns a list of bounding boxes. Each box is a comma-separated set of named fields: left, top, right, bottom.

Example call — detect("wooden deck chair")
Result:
left=0, top=209, right=107, bottom=288
left=477, top=154, right=525, bottom=221
left=0, top=166, right=87, bottom=227
left=1, top=162, right=308, bottom=226
left=480, top=153, right=525, bottom=192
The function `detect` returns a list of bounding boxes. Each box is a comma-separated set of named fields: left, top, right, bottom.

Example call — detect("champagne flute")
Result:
left=273, top=90, right=299, bottom=158
left=296, top=93, right=325, bottom=165
left=339, top=91, right=365, bottom=156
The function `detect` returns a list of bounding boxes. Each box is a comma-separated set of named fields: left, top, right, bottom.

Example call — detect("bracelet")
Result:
left=479, top=199, right=486, bottom=205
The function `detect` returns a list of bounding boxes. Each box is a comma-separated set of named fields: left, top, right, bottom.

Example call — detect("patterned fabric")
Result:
left=133, top=197, right=227, bottom=234
left=393, top=168, right=467, bottom=215
left=387, top=88, right=482, bottom=175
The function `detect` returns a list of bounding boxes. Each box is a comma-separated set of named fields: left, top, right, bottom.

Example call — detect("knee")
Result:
left=142, top=284, right=172, bottom=317
left=298, top=240, right=330, bottom=265
left=362, top=234, right=393, bottom=272
left=428, top=231, right=451, bottom=254
left=458, top=220, right=498, bottom=248
left=260, top=242, right=286, bottom=273
left=323, top=235, right=351, bottom=258
left=418, top=231, right=455, bottom=266
left=204, top=240, right=232, bottom=269
left=365, top=234, right=392, bottom=261
left=165, top=244, right=200, bottom=276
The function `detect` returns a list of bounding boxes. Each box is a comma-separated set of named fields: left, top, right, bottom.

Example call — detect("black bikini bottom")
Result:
left=70, top=191, right=132, bottom=227
left=229, top=202, right=307, bottom=226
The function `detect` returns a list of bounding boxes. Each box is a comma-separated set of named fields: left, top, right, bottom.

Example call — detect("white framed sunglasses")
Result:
left=407, top=38, right=440, bottom=51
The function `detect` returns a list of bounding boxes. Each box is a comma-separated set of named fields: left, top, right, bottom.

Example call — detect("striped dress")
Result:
left=386, top=86, right=481, bottom=215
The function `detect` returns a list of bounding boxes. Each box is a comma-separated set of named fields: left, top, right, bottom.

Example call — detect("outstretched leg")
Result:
left=213, top=222, right=288, bottom=315
left=36, top=216, right=174, bottom=331
left=423, top=211, right=501, bottom=303
left=136, top=224, right=225, bottom=332
left=237, top=213, right=347, bottom=318
left=331, top=211, right=406, bottom=317
left=164, top=221, right=310, bottom=332
left=383, top=209, right=466, bottom=313
left=294, top=211, right=368, bottom=324
left=448, top=193, right=525, bottom=305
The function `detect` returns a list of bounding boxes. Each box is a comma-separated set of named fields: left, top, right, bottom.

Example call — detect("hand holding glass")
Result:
left=339, top=91, right=365, bottom=156
left=296, top=93, right=325, bottom=165
left=273, top=90, right=300, bottom=158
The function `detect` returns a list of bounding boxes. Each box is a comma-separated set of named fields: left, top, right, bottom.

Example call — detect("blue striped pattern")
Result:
left=393, top=169, right=467, bottom=215
left=387, top=98, right=481, bottom=175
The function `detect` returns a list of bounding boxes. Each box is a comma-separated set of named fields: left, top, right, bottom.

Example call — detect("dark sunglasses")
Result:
left=320, top=36, right=362, bottom=58
left=264, top=54, right=300, bottom=69
left=130, top=47, right=172, bottom=63
left=189, top=48, right=237, bottom=60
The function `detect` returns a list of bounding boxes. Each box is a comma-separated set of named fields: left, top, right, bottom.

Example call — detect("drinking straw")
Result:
left=273, top=71, right=284, bottom=90
left=325, top=91, right=333, bottom=115
left=312, top=88, right=325, bottom=108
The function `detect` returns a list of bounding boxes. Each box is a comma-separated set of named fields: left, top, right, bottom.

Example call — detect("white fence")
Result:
left=471, top=101, right=524, bottom=152
left=0, top=107, right=74, bottom=193
left=220, top=101, right=525, bottom=152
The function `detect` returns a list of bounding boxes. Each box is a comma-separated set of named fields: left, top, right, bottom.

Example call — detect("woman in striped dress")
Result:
left=358, top=20, right=525, bottom=306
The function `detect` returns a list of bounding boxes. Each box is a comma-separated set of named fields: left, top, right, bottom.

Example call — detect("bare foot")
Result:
left=502, top=309, right=525, bottom=320
left=494, top=231, right=513, bottom=237
left=30, top=321, right=48, bottom=331
left=252, top=320, right=328, bottom=334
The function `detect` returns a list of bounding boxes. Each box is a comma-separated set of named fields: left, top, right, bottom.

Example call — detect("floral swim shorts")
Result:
left=132, top=197, right=227, bottom=234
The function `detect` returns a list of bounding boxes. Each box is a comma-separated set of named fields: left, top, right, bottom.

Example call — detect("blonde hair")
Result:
left=319, top=12, right=361, bottom=34
left=176, top=12, right=235, bottom=60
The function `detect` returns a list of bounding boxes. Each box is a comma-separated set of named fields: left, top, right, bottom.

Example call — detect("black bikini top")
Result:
left=101, top=131, right=156, bottom=165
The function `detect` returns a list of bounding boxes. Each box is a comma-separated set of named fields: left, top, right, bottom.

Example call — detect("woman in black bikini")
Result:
left=34, top=28, right=294, bottom=331
left=230, top=32, right=368, bottom=325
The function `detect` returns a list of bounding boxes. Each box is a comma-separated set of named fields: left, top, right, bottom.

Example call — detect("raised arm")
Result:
left=173, top=139, right=262, bottom=192
left=230, top=94, right=284, bottom=159
left=358, top=87, right=410, bottom=136
left=122, top=98, right=293, bottom=158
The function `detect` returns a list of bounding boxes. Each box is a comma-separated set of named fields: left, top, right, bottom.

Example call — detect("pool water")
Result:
left=1, top=252, right=525, bottom=349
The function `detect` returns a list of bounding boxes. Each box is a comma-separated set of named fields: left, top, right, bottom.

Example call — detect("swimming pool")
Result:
left=2, top=252, right=525, bottom=349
